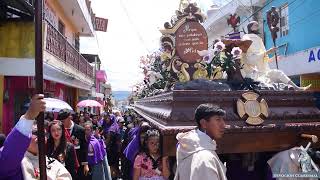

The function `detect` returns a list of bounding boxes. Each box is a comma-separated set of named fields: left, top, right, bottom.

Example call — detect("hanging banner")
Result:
left=94, top=17, right=108, bottom=32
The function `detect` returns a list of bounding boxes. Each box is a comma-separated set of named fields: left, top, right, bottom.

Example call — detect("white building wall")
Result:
left=269, top=46, right=320, bottom=76
left=203, top=0, right=265, bottom=47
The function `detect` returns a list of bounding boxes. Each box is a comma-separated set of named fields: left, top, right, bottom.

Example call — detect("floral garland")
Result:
left=132, top=41, right=244, bottom=98
left=197, top=40, right=242, bottom=80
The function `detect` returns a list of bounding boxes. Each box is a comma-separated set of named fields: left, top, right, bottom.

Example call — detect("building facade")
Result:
left=0, top=0, right=96, bottom=134
left=263, top=0, right=320, bottom=91
left=204, top=0, right=265, bottom=47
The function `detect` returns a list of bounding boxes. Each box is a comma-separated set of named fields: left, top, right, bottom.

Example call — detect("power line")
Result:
left=206, top=0, right=234, bottom=31
left=236, top=0, right=253, bottom=14
left=119, top=0, right=151, bottom=53
left=289, top=7, right=320, bottom=28
left=265, top=0, right=313, bottom=37
left=226, top=0, right=276, bottom=35
left=208, top=0, right=299, bottom=47
left=207, top=0, right=277, bottom=48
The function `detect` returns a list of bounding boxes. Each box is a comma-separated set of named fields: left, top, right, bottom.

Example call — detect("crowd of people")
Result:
left=1, top=93, right=314, bottom=180
left=5, top=94, right=313, bottom=180
left=0, top=95, right=173, bottom=180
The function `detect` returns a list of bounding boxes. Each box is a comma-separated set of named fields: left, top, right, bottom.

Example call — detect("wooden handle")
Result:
left=301, top=134, right=318, bottom=143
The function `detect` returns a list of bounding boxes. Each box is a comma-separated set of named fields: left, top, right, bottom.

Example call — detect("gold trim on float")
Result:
left=260, top=99, right=269, bottom=117
left=159, top=17, right=187, bottom=35
left=237, top=91, right=269, bottom=126
left=237, top=99, right=246, bottom=118
left=246, top=117, right=264, bottom=126
left=242, top=92, right=259, bottom=101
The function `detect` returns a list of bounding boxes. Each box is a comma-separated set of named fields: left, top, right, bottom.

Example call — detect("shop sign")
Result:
left=308, top=48, right=320, bottom=62
left=94, top=17, right=108, bottom=32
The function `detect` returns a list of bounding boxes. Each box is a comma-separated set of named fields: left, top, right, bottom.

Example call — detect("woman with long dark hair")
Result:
left=84, top=121, right=112, bottom=180
left=47, top=120, right=79, bottom=178
left=133, top=129, right=170, bottom=180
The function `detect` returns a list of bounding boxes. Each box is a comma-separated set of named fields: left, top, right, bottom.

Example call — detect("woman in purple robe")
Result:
left=122, top=122, right=152, bottom=179
left=100, top=113, right=121, bottom=178
left=84, top=121, right=111, bottom=180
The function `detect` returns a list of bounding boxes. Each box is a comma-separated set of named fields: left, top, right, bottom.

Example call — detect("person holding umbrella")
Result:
left=0, top=94, right=72, bottom=179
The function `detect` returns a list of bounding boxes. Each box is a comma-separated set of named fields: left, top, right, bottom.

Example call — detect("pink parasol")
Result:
left=77, top=99, right=103, bottom=107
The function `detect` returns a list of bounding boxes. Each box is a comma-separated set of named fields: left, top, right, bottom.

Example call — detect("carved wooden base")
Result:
left=134, top=90, right=320, bottom=156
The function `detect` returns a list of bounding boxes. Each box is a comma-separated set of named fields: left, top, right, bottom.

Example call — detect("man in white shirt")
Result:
left=175, top=103, right=227, bottom=180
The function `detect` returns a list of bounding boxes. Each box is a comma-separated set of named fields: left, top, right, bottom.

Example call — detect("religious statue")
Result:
left=266, top=6, right=280, bottom=41
left=241, top=21, right=311, bottom=90
left=267, top=6, right=280, bottom=69
left=227, top=13, right=240, bottom=32
left=298, top=150, right=313, bottom=173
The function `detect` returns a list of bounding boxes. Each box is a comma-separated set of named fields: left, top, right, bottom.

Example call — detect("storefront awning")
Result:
left=0, top=57, right=93, bottom=90
left=44, top=63, right=92, bottom=91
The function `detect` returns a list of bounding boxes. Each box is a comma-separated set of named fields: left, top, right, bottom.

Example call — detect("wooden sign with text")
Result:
left=175, top=21, right=208, bottom=63
left=94, top=17, right=108, bottom=32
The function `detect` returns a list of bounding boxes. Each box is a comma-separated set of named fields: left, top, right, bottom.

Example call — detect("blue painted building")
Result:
left=264, top=0, right=320, bottom=55
left=263, top=0, right=320, bottom=92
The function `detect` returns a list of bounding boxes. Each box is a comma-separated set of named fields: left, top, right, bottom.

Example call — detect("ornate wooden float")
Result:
left=133, top=90, right=320, bottom=156
left=132, top=3, right=320, bottom=156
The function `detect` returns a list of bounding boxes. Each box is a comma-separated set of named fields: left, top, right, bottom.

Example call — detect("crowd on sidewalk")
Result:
left=0, top=95, right=171, bottom=180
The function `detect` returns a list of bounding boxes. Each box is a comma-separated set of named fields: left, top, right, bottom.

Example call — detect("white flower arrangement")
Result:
left=197, top=49, right=215, bottom=64
left=214, top=41, right=226, bottom=52
left=231, top=47, right=242, bottom=58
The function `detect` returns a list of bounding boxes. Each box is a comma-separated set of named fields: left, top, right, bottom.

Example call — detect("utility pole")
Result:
left=34, top=0, right=47, bottom=179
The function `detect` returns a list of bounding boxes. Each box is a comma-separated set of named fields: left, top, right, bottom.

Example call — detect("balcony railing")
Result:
left=45, top=21, right=94, bottom=79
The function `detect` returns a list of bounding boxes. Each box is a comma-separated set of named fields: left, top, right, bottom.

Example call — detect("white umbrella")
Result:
left=44, top=98, right=73, bottom=112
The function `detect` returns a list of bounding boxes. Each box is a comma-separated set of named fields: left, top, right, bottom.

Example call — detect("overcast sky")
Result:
left=80, top=0, right=225, bottom=91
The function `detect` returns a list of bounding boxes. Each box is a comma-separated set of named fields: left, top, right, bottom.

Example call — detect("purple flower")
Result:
left=214, top=41, right=225, bottom=51
left=197, top=49, right=216, bottom=64
left=231, top=47, right=242, bottom=58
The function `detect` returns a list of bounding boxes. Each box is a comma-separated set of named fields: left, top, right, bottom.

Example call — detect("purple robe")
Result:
left=0, top=128, right=31, bottom=180
left=87, top=135, right=105, bottom=166
left=102, top=115, right=120, bottom=134
left=97, top=138, right=107, bottom=158
left=128, top=126, right=139, bottom=139
left=123, top=127, right=141, bottom=163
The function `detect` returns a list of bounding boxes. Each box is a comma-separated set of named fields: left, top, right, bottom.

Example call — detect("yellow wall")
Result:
left=0, top=22, right=34, bottom=58
left=0, top=76, right=3, bottom=133
left=301, top=74, right=320, bottom=91
left=46, top=0, right=78, bottom=44
left=0, top=0, right=79, bottom=58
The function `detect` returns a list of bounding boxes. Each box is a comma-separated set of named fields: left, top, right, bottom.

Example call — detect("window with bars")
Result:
left=279, top=3, right=289, bottom=37
left=58, top=20, right=65, bottom=36
left=74, top=33, right=80, bottom=51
